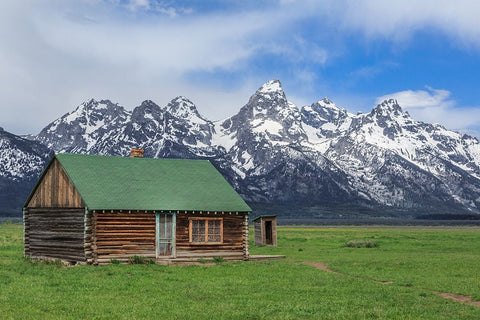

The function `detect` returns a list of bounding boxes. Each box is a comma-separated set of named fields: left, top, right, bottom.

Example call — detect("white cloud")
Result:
left=1, top=0, right=480, bottom=136
left=0, top=1, right=295, bottom=134
left=272, top=0, right=480, bottom=48
left=125, top=0, right=150, bottom=12
left=123, top=0, right=193, bottom=17
left=376, top=87, right=480, bottom=136
left=33, top=7, right=269, bottom=73
left=376, top=87, right=452, bottom=109
left=323, top=0, right=480, bottom=47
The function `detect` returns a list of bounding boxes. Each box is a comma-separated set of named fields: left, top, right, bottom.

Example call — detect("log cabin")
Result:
left=23, top=151, right=251, bottom=264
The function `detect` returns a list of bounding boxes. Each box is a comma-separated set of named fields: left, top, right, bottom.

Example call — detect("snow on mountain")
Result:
left=0, top=128, right=51, bottom=181
left=3, top=79, right=480, bottom=216
left=161, top=97, right=218, bottom=158
left=216, top=80, right=306, bottom=147
left=0, top=128, right=52, bottom=213
left=212, top=80, right=361, bottom=204
left=343, top=99, right=480, bottom=181
left=35, top=99, right=131, bottom=154
left=33, top=97, right=218, bottom=159
left=213, top=80, right=306, bottom=179
left=92, top=99, right=167, bottom=156
left=300, top=97, right=355, bottom=152
left=165, top=96, right=208, bottom=124
left=325, top=99, right=480, bottom=211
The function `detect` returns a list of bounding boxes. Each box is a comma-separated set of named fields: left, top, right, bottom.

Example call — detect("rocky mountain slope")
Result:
left=0, top=128, right=52, bottom=214
left=2, top=80, right=480, bottom=217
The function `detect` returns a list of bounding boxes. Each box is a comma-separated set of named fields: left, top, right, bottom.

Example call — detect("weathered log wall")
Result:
left=94, top=212, right=156, bottom=263
left=27, top=158, right=84, bottom=208
left=24, top=209, right=249, bottom=264
left=176, top=213, right=248, bottom=257
left=24, top=208, right=86, bottom=262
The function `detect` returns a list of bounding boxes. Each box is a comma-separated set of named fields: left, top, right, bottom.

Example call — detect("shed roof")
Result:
left=253, top=215, right=277, bottom=222
left=51, top=153, right=251, bottom=212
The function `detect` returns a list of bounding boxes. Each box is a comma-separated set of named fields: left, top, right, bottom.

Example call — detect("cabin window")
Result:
left=189, top=218, right=223, bottom=244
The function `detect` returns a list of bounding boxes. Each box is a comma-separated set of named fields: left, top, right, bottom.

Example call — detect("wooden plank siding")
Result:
left=24, top=208, right=86, bottom=262
left=27, top=158, right=84, bottom=208
left=94, top=212, right=156, bottom=263
left=254, top=219, right=262, bottom=246
left=175, top=213, right=248, bottom=259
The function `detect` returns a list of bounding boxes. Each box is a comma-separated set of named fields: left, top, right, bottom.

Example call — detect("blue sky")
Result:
left=1, top=0, right=480, bottom=137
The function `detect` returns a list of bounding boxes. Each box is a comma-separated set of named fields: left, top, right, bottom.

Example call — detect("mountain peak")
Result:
left=77, top=98, right=96, bottom=110
left=140, top=99, right=158, bottom=107
left=84, top=98, right=105, bottom=106
left=247, top=80, right=287, bottom=107
left=320, top=97, right=334, bottom=105
left=315, top=97, right=342, bottom=111
left=374, top=99, right=403, bottom=114
left=369, top=99, right=412, bottom=125
left=257, top=80, right=283, bottom=95
left=166, top=96, right=196, bottom=113
left=359, top=99, right=415, bottom=139
left=77, top=98, right=120, bottom=113
left=133, top=100, right=162, bottom=117
left=165, top=96, right=208, bottom=123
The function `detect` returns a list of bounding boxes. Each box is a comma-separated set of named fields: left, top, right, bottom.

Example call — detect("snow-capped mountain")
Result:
left=301, top=97, right=353, bottom=143
left=36, top=99, right=131, bottom=154
left=3, top=79, right=480, bottom=217
left=0, top=128, right=52, bottom=214
left=35, top=97, right=219, bottom=159
left=212, top=80, right=359, bottom=204
left=325, top=99, right=480, bottom=211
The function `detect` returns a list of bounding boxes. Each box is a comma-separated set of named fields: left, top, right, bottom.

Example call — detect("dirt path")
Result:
left=433, top=292, right=480, bottom=307
left=302, top=261, right=393, bottom=285
left=302, top=261, right=479, bottom=308
left=302, top=261, right=342, bottom=274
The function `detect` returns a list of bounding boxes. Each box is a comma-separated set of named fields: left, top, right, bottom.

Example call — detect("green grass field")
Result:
left=1, top=223, right=480, bottom=319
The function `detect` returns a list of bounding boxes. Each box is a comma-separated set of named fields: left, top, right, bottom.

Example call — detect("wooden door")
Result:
left=156, top=213, right=176, bottom=257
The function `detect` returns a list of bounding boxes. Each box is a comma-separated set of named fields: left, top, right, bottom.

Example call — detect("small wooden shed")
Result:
left=253, top=215, right=277, bottom=246
left=24, top=153, right=251, bottom=264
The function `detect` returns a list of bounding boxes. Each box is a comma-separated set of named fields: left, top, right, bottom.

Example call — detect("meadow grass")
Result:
left=1, top=222, right=480, bottom=319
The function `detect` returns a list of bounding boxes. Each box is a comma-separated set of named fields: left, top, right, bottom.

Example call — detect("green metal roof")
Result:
left=54, top=153, right=251, bottom=212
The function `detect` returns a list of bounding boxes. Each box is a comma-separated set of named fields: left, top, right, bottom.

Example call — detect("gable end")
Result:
left=26, top=157, right=84, bottom=208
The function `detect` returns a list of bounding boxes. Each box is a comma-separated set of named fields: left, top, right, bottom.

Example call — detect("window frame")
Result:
left=188, top=217, right=223, bottom=244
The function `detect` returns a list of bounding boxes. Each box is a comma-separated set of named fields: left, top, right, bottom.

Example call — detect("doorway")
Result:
left=156, top=212, right=176, bottom=257
left=265, top=220, right=273, bottom=245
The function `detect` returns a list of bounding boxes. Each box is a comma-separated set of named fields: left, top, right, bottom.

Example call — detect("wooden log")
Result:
left=30, top=253, right=86, bottom=262
left=25, top=208, right=86, bottom=262
left=94, top=212, right=155, bottom=260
